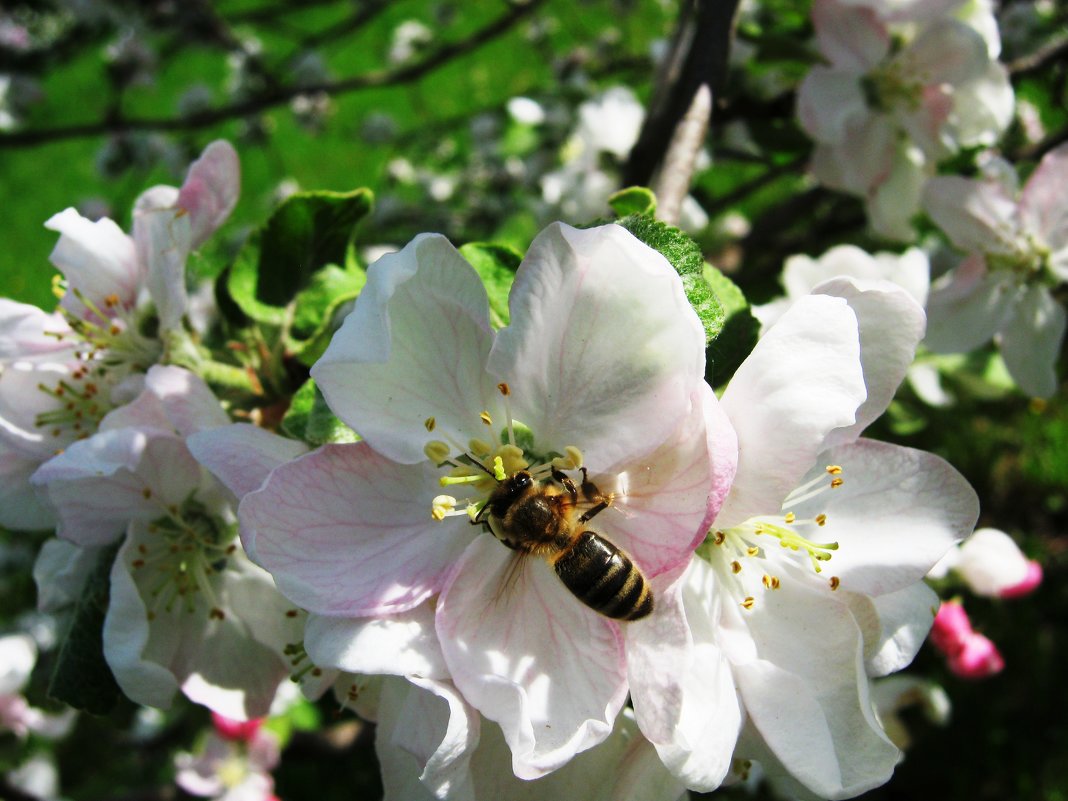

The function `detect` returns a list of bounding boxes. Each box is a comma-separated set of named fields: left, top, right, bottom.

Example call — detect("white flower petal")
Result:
left=312, top=234, right=497, bottom=465
left=923, top=176, right=1019, bottom=255
left=103, top=364, right=230, bottom=437
left=437, top=535, right=628, bottom=779
left=999, top=282, right=1066, bottom=398
left=796, top=68, right=869, bottom=145
left=0, top=436, right=55, bottom=530
left=487, top=223, right=705, bottom=473
left=947, top=62, right=1015, bottom=149
left=1019, top=142, right=1068, bottom=253
left=846, top=581, right=939, bottom=676
left=866, top=143, right=927, bottom=241
left=0, top=300, right=71, bottom=361
left=956, top=527, right=1032, bottom=596
left=45, top=208, right=141, bottom=315
left=899, top=18, right=990, bottom=87
left=188, top=423, right=308, bottom=500
left=810, top=116, right=896, bottom=196
left=239, top=443, right=473, bottom=616
left=32, top=538, right=97, bottom=613
left=717, top=295, right=866, bottom=528
left=812, top=0, right=889, bottom=71
left=135, top=207, right=193, bottom=334
left=924, top=256, right=1018, bottom=353
left=794, top=439, right=978, bottom=597
left=305, top=603, right=448, bottom=680
left=813, top=277, right=926, bottom=448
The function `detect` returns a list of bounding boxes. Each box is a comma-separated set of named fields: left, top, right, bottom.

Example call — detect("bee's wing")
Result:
left=491, top=551, right=529, bottom=609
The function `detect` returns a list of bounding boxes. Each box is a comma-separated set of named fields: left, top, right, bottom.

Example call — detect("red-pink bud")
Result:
left=999, top=560, right=1043, bottom=599
left=211, top=712, right=264, bottom=742
left=948, top=632, right=1004, bottom=679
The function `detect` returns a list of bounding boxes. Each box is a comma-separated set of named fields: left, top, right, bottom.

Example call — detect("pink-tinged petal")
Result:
left=717, top=295, right=865, bottom=529
left=900, top=18, right=989, bottom=87
left=628, top=564, right=742, bottom=792
left=796, top=68, right=869, bottom=145
left=846, top=582, right=939, bottom=677
left=0, top=300, right=72, bottom=361
left=134, top=185, right=180, bottom=215
left=0, top=437, right=54, bottom=530
left=240, top=443, right=472, bottom=616
left=812, top=0, right=889, bottom=71
left=923, top=176, right=1019, bottom=255
left=897, top=84, right=953, bottom=159
left=948, top=632, right=1004, bottom=679
left=0, top=357, right=84, bottom=457
left=437, top=535, right=628, bottom=779
left=177, top=140, right=241, bottom=247
left=188, top=424, right=308, bottom=500
left=103, top=365, right=229, bottom=437
left=1019, top=142, right=1068, bottom=252
left=735, top=571, right=898, bottom=798
left=810, top=115, right=896, bottom=196
left=304, top=603, right=448, bottom=680
left=956, top=527, right=1033, bottom=597
left=134, top=207, right=193, bottom=333
left=794, top=439, right=978, bottom=597
left=999, top=284, right=1066, bottom=398
left=925, top=256, right=1018, bottom=353
left=33, top=429, right=202, bottom=546
left=1001, top=561, right=1043, bottom=599
left=814, top=277, right=926, bottom=448
left=487, top=223, right=705, bottom=473
left=312, top=234, right=497, bottom=465
left=606, top=384, right=735, bottom=578
left=44, top=208, right=141, bottom=315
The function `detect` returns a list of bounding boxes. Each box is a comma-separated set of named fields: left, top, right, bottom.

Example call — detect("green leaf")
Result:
left=703, top=263, right=759, bottom=387
left=615, top=214, right=722, bottom=345
left=459, top=242, right=520, bottom=328
left=227, top=189, right=373, bottom=325
left=282, top=378, right=360, bottom=445
left=288, top=264, right=367, bottom=366
left=48, top=544, right=122, bottom=715
left=609, top=186, right=657, bottom=218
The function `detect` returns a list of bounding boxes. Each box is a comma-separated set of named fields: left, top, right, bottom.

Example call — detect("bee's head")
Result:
left=488, top=470, right=534, bottom=518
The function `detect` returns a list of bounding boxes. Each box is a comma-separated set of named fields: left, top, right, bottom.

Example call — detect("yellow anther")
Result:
left=731, top=560, right=742, bottom=574
left=424, top=416, right=436, bottom=432
left=829, top=576, right=841, bottom=591
left=498, top=382, right=511, bottom=396
left=784, top=512, right=796, bottom=524
left=424, top=441, right=450, bottom=464
left=815, top=513, right=827, bottom=526
left=746, top=546, right=759, bottom=557
left=830, top=478, right=844, bottom=489
left=468, top=438, right=492, bottom=456
left=826, top=465, right=843, bottom=475
left=466, top=503, right=483, bottom=521
left=104, top=293, right=120, bottom=307
left=480, top=410, right=493, bottom=426
left=763, top=575, right=781, bottom=590
left=741, top=597, right=755, bottom=610
left=492, top=455, right=506, bottom=481
left=51, top=275, right=67, bottom=299
left=565, top=445, right=584, bottom=469
left=431, top=494, right=457, bottom=521
left=712, top=530, right=726, bottom=545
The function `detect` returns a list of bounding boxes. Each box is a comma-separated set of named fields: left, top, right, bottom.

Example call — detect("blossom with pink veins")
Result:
left=922, top=142, right=1068, bottom=397
left=31, top=366, right=300, bottom=720
left=239, top=222, right=736, bottom=779
left=798, top=0, right=1013, bottom=240
left=0, top=140, right=239, bottom=531
left=630, top=279, right=979, bottom=796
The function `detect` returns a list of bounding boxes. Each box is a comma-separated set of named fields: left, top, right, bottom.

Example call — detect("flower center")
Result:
left=700, top=465, right=845, bottom=610
left=35, top=283, right=162, bottom=447
left=422, top=382, right=587, bottom=522
left=862, top=62, right=923, bottom=114
left=986, top=234, right=1057, bottom=286
left=129, top=495, right=236, bottom=621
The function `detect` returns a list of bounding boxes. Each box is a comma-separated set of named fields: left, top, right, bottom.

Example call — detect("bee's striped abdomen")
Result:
left=553, top=531, right=653, bottom=621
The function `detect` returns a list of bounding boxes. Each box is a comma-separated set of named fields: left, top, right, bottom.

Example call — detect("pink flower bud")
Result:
left=211, top=712, right=264, bottom=742
left=999, top=560, right=1043, bottom=599
left=929, top=600, right=973, bottom=654
left=948, top=632, right=1004, bottom=679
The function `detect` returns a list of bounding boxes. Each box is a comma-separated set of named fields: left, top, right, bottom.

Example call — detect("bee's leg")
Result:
left=578, top=467, right=614, bottom=523
left=551, top=467, right=579, bottom=503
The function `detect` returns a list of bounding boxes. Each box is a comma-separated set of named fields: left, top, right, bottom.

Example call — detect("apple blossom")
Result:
left=629, top=281, right=979, bottom=797
left=0, top=140, right=239, bottom=531
left=31, top=366, right=297, bottom=719
left=240, top=222, right=735, bottom=778
left=798, top=0, right=1013, bottom=239
left=175, top=715, right=281, bottom=801
left=922, top=142, right=1068, bottom=397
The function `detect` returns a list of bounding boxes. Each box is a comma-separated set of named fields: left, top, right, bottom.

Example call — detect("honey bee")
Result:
left=476, top=466, right=653, bottom=621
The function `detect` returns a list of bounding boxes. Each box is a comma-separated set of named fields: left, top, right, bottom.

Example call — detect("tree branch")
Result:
left=0, top=0, right=545, bottom=149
